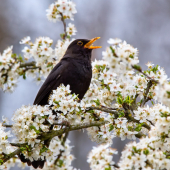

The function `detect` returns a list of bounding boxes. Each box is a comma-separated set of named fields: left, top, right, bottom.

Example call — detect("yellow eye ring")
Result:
left=77, top=41, right=83, bottom=46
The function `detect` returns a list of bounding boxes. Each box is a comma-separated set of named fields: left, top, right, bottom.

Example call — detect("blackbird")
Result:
left=18, top=37, right=101, bottom=169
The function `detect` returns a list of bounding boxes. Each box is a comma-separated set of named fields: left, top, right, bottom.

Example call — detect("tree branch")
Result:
left=39, top=120, right=108, bottom=141
left=88, top=106, right=151, bottom=130
left=1, top=148, right=21, bottom=164
left=0, top=121, right=107, bottom=165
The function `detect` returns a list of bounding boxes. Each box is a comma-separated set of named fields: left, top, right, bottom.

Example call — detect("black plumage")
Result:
left=18, top=38, right=101, bottom=169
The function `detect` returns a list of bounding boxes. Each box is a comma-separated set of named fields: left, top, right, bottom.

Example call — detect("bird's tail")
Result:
left=18, top=153, right=45, bottom=169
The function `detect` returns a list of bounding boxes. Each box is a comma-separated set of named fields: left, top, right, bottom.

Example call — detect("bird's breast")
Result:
left=62, top=59, right=92, bottom=99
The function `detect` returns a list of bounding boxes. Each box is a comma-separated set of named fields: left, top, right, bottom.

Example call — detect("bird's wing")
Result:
left=33, top=60, right=68, bottom=105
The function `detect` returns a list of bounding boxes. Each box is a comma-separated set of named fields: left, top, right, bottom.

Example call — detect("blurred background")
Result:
left=0, top=0, right=170, bottom=169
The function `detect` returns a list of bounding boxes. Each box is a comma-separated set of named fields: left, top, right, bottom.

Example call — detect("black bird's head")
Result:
left=64, top=37, right=101, bottom=59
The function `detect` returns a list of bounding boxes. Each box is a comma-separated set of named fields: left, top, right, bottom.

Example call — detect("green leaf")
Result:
left=128, top=126, right=133, bottom=131
left=93, top=99, right=100, bottom=106
left=11, top=53, right=17, bottom=58
left=105, top=166, right=111, bottom=170
left=47, top=63, right=53, bottom=67
left=151, top=65, right=158, bottom=73
left=135, top=123, right=143, bottom=132
left=20, top=147, right=27, bottom=152
left=167, top=91, right=170, bottom=98
left=129, top=54, right=134, bottom=59
left=23, top=72, right=26, bottom=79
left=40, top=146, right=48, bottom=154
left=18, top=54, right=23, bottom=62
left=118, top=111, right=125, bottom=118
left=133, top=65, right=142, bottom=72
left=109, top=124, right=114, bottom=132
left=60, top=33, right=65, bottom=39
left=29, top=125, right=40, bottom=134
left=132, top=146, right=141, bottom=154
left=54, top=100, right=60, bottom=105
left=123, top=96, right=133, bottom=105
left=87, top=110, right=94, bottom=114
left=109, top=46, right=117, bottom=58
left=143, top=149, right=149, bottom=155
left=67, top=35, right=71, bottom=39
left=117, top=97, right=123, bottom=104
left=57, top=159, right=63, bottom=167
left=0, top=159, right=3, bottom=165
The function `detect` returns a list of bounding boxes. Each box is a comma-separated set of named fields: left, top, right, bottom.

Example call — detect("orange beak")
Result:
left=84, top=37, right=102, bottom=49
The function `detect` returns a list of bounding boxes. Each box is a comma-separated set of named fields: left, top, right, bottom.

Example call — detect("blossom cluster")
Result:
left=118, top=104, right=170, bottom=170
left=1, top=0, right=170, bottom=167
left=20, top=37, right=73, bottom=81
left=0, top=46, right=21, bottom=92
left=0, top=122, right=12, bottom=154
left=11, top=105, right=54, bottom=162
left=86, top=112, right=115, bottom=144
left=46, top=0, right=77, bottom=22
left=144, top=63, right=170, bottom=107
left=31, top=138, right=76, bottom=170
left=9, top=104, right=76, bottom=170
left=0, top=152, right=27, bottom=170
left=12, top=105, right=55, bottom=146
left=49, top=84, right=95, bottom=125
left=87, top=144, right=118, bottom=170
left=83, top=39, right=144, bottom=116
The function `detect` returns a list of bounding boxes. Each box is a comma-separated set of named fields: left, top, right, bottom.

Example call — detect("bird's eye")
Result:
left=77, top=41, right=83, bottom=46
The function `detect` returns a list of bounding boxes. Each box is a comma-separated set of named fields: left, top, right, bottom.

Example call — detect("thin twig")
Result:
left=54, top=150, right=64, bottom=165
left=87, top=106, right=119, bottom=117
left=54, top=127, right=70, bottom=165
left=53, top=122, right=69, bottom=126
left=111, top=164, right=120, bottom=168
left=60, top=13, right=67, bottom=40
left=132, top=65, right=159, bottom=84
left=127, top=115, right=150, bottom=130
left=2, top=124, right=13, bottom=128
left=101, top=105, right=117, bottom=110
left=141, top=80, right=153, bottom=107
left=10, top=143, right=27, bottom=147
left=20, top=61, right=36, bottom=68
